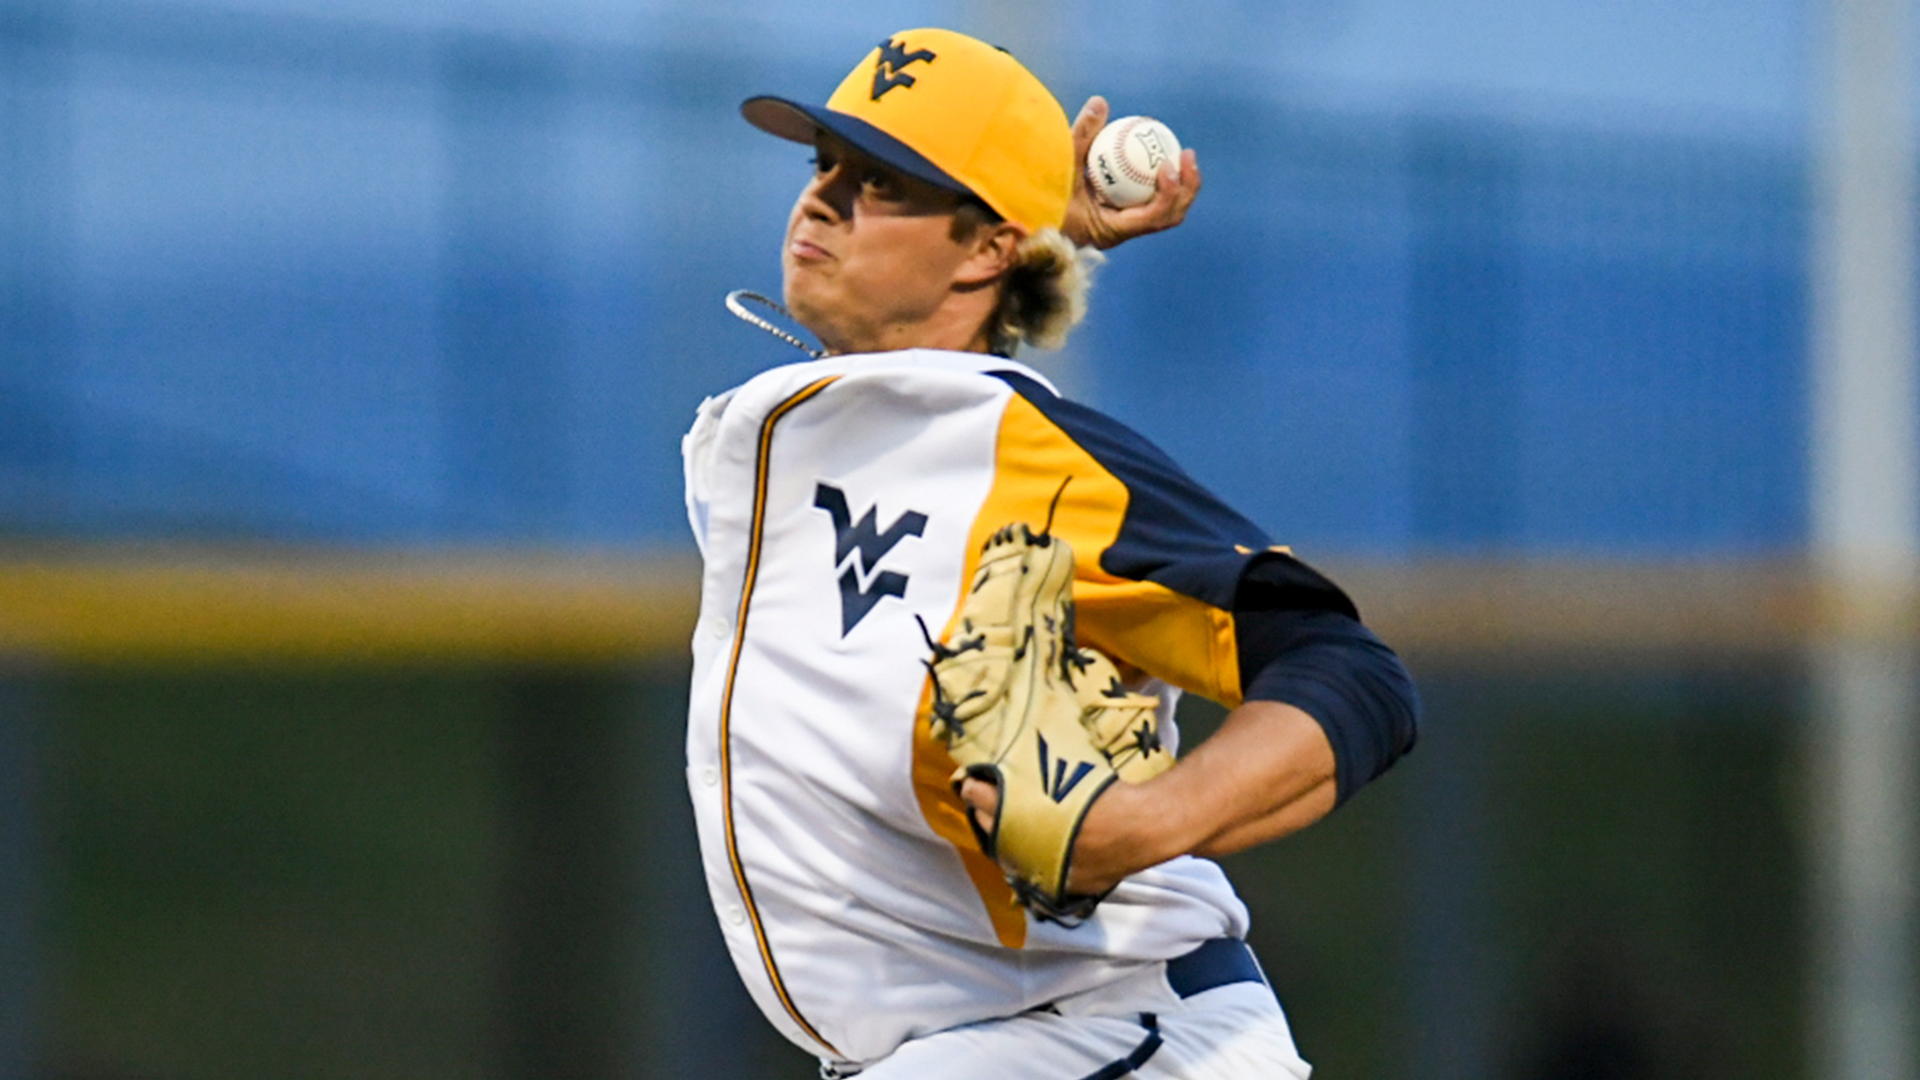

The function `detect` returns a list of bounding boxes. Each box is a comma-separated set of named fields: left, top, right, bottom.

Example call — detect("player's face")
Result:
left=782, top=134, right=991, bottom=355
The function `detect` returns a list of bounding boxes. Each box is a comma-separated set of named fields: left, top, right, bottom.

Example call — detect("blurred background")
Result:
left=1, top=0, right=1915, bottom=1077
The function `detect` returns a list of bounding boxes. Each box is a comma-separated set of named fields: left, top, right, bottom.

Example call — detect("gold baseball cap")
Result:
left=741, top=29, right=1073, bottom=233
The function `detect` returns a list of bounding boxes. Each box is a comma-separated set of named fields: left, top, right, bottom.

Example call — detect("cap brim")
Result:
left=740, top=95, right=977, bottom=202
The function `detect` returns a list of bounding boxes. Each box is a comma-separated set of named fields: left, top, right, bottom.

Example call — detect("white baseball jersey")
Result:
left=682, top=348, right=1286, bottom=1068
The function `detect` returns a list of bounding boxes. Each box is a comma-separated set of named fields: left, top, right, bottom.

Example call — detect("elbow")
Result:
left=1334, top=646, right=1420, bottom=804
left=1237, top=612, right=1422, bottom=807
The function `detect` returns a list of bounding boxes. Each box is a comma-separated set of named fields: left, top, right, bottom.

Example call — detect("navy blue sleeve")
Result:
left=1234, top=555, right=1421, bottom=806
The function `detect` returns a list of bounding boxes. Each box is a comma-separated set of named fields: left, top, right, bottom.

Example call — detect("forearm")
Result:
left=1068, top=699, right=1337, bottom=893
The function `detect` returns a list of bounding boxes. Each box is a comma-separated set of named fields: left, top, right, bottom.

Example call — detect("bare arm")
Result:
left=958, top=699, right=1338, bottom=895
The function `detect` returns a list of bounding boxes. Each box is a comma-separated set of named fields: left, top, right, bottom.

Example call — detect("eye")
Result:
left=859, top=167, right=899, bottom=198
left=810, top=148, right=837, bottom=174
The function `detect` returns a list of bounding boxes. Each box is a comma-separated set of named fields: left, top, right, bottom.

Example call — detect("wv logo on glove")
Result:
left=921, top=511, right=1175, bottom=925
left=1037, top=735, right=1095, bottom=803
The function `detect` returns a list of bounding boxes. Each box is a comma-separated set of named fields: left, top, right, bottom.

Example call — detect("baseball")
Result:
left=1086, top=116, right=1182, bottom=208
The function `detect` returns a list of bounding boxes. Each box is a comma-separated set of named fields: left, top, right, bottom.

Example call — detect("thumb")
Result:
left=1073, top=95, right=1110, bottom=155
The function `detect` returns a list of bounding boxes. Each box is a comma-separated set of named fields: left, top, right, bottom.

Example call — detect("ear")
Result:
left=952, top=222, right=1025, bottom=288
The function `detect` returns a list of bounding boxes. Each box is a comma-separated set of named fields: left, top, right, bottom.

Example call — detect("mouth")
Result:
left=787, top=235, right=832, bottom=263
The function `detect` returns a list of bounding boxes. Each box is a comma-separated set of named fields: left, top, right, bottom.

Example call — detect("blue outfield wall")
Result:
left=0, top=4, right=1810, bottom=557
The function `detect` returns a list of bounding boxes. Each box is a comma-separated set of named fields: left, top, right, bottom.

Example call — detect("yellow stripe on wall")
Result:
left=0, top=547, right=700, bottom=665
left=0, top=548, right=1831, bottom=669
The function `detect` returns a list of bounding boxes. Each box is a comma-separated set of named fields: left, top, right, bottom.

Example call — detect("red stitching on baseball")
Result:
left=1110, top=118, right=1159, bottom=187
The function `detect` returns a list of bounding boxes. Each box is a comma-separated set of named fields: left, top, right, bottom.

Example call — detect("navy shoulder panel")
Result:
left=992, top=370, right=1269, bottom=609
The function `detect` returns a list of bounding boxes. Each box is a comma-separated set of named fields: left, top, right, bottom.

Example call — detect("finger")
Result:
left=959, top=775, right=1000, bottom=814
left=1133, top=151, right=1199, bottom=224
left=1162, top=149, right=1201, bottom=220
left=1118, top=159, right=1186, bottom=227
left=1072, top=95, right=1110, bottom=155
left=1176, top=148, right=1202, bottom=203
left=1154, top=157, right=1181, bottom=197
left=958, top=775, right=1000, bottom=834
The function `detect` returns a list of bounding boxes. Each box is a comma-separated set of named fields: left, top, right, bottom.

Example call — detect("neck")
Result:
left=813, top=291, right=997, bottom=357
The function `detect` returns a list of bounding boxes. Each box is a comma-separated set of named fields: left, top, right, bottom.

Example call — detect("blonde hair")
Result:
left=954, top=206, right=1104, bottom=355
left=990, top=228, right=1105, bottom=355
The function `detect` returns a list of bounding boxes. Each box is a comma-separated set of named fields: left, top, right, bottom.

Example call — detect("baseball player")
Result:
left=682, top=28, right=1420, bottom=1079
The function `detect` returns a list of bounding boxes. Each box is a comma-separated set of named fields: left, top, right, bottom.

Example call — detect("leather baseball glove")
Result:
left=924, top=522, right=1173, bottom=923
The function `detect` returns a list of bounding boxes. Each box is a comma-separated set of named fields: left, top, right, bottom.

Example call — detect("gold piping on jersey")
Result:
left=718, top=374, right=842, bottom=1057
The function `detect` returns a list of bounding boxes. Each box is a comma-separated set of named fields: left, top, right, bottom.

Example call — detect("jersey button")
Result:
left=724, top=904, right=747, bottom=926
left=700, top=766, right=719, bottom=787
left=708, top=616, right=732, bottom=639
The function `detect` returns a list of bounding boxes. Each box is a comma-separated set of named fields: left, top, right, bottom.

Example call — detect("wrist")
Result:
left=1068, top=773, right=1191, bottom=894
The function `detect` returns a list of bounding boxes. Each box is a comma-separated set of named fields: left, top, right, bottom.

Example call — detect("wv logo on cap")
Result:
left=815, top=483, right=928, bottom=635
left=871, top=37, right=937, bottom=100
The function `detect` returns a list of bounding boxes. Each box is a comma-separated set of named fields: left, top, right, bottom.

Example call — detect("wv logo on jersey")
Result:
left=1036, top=734, right=1095, bottom=803
left=814, top=483, right=928, bottom=636
left=870, top=37, right=937, bottom=100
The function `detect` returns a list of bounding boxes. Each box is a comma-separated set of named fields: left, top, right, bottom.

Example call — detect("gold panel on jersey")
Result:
left=911, top=392, right=1248, bottom=947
